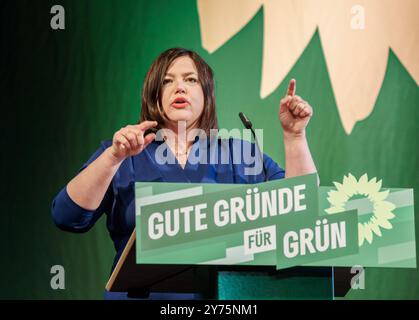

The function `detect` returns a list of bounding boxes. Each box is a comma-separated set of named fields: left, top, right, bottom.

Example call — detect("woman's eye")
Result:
left=186, top=78, right=198, bottom=83
left=163, top=79, right=172, bottom=85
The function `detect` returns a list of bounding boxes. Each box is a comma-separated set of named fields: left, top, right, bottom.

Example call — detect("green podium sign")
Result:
left=135, top=173, right=416, bottom=270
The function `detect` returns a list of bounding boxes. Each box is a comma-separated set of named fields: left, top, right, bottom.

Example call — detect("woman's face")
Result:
left=161, top=56, right=204, bottom=130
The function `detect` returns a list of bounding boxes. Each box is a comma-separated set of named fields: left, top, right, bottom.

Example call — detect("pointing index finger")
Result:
left=286, top=79, right=296, bottom=97
left=136, top=121, right=158, bottom=131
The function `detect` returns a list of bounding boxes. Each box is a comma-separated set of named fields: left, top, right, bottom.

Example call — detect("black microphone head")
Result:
left=238, top=112, right=252, bottom=129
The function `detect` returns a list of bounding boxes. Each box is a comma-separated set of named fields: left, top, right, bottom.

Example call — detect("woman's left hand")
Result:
left=279, top=79, right=313, bottom=136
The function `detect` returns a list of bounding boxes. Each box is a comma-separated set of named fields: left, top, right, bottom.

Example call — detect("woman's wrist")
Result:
left=283, top=130, right=307, bottom=143
left=104, top=147, right=125, bottom=167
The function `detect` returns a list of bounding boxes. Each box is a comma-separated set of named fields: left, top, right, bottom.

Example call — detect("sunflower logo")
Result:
left=325, top=173, right=395, bottom=246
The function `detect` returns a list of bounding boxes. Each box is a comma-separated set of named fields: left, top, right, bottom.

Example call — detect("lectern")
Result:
left=106, top=230, right=343, bottom=299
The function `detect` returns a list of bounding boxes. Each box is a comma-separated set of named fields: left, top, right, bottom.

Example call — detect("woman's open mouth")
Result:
left=171, top=97, right=189, bottom=109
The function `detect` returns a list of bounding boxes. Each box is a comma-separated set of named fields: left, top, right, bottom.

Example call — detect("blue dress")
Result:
left=51, top=137, right=285, bottom=299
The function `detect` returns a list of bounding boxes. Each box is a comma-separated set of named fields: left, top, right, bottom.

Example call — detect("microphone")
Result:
left=239, top=112, right=252, bottom=129
left=238, top=112, right=268, bottom=181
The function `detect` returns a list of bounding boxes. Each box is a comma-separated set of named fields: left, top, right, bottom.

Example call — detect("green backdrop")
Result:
left=1, top=0, right=418, bottom=299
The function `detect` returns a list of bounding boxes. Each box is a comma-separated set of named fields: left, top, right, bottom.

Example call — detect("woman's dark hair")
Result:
left=140, top=48, right=218, bottom=135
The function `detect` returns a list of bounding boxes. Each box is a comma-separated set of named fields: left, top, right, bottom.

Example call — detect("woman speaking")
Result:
left=51, top=48, right=317, bottom=299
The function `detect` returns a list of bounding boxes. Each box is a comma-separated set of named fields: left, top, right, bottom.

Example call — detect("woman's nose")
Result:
left=175, top=81, right=187, bottom=94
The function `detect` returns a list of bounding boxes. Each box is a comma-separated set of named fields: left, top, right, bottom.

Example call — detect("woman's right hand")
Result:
left=110, top=121, right=158, bottom=163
